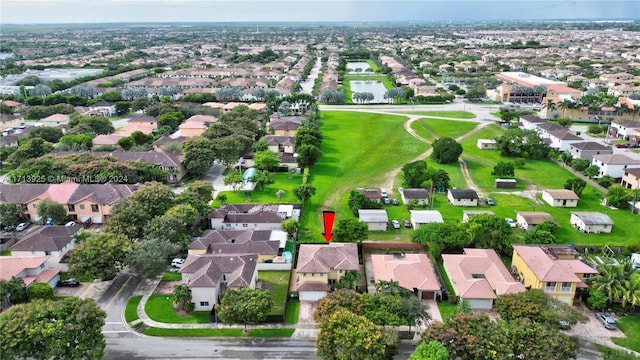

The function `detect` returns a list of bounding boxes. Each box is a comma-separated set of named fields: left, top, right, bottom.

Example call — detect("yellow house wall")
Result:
left=298, top=272, right=328, bottom=285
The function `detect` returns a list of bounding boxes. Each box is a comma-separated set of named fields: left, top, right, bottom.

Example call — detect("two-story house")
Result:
left=592, top=154, right=640, bottom=179
left=209, top=204, right=299, bottom=231
left=188, top=229, right=286, bottom=263
left=622, top=168, right=640, bottom=189
left=262, top=135, right=295, bottom=154
left=295, top=243, right=359, bottom=301
left=511, top=244, right=598, bottom=305
left=0, top=256, right=60, bottom=290
left=611, top=119, right=640, bottom=140
left=9, top=225, right=80, bottom=271
left=569, top=142, right=613, bottom=161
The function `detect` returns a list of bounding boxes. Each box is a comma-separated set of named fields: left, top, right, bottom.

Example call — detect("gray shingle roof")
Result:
left=572, top=212, right=614, bottom=225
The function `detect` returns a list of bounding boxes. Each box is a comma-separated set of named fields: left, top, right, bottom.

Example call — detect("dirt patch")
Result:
left=153, top=280, right=180, bottom=295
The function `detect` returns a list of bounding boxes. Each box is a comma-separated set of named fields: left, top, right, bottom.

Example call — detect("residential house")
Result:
left=511, top=245, right=598, bottom=305
left=477, top=139, right=497, bottom=149
left=520, top=115, right=547, bottom=130
left=88, top=101, right=116, bottom=117
left=188, top=229, right=285, bottom=263
left=0, top=182, right=139, bottom=224
left=262, top=135, right=295, bottom=154
left=0, top=256, right=60, bottom=289
left=399, top=188, right=430, bottom=206
left=409, top=210, right=444, bottom=229
left=516, top=212, right=555, bottom=231
left=611, top=119, right=640, bottom=140
left=592, top=154, right=640, bottom=178
left=178, top=115, right=217, bottom=137
left=208, top=204, right=298, bottom=231
left=569, top=142, right=613, bottom=161
left=570, top=212, right=614, bottom=234
left=462, top=211, right=495, bottom=223
left=267, top=115, right=305, bottom=136
left=9, top=225, right=80, bottom=271
left=370, top=253, right=441, bottom=300
left=546, top=130, right=584, bottom=152
left=447, top=189, right=479, bottom=207
left=442, top=248, right=526, bottom=309
left=295, top=243, right=359, bottom=301
left=542, top=189, right=579, bottom=207
left=358, top=188, right=383, bottom=202
left=358, top=209, right=389, bottom=231
left=179, top=253, right=258, bottom=311
left=99, top=151, right=186, bottom=183
left=622, top=168, right=640, bottom=189
left=40, top=113, right=70, bottom=126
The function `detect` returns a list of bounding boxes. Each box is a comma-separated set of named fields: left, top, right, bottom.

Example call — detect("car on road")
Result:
left=57, top=278, right=80, bottom=287
left=486, top=198, right=495, bottom=206
left=595, top=312, right=617, bottom=330
left=402, top=219, right=411, bottom=228
left=505, top=218, right=517, bottom=228
left=171, top=258, right=186, bottom=268
left=391, top=220, right=401, bottom=229
left=16, top=222, right=30, bottom=232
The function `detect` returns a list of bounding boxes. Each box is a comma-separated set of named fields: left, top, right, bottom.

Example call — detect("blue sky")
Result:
left=1, top=1, right=638, bottom=24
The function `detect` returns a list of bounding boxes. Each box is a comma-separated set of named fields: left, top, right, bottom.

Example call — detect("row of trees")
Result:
left=496, top=127, right=551, bottom=160
left=319, top=89, right=346, bottom=104
left=401, top=160, right=451, bottom=189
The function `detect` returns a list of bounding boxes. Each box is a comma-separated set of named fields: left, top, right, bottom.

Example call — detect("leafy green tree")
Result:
left=68, top=233, right=132, bottom=280
left=597, top=175, right=616, bottom=188
left=466, top=214, right=514, bottom=255
left=128, top=181, right=175, bottom=218
left=402, top=160, right=430, bottom=188
left=36, top=198, right=68, bottom=224
left=117, top=136, right=134, bottom=150
left=409, top=341, right=449, bottom=360
left=430, top=137, right=463, bottom=164
left=294, top=127, right=323, bottom=149
left=223, top=171, right=244, bottom=191
left=606, top=186, right=632, bottom=209
left=253, top=151, right=281, bottom=172
left=570, top=158, right=590, bottom=172
left=0, top=298, right=106, bottom=360
left=158, top=111, right=185, bottom=132
left=145, top=215, right=192, bottom=250
left=494, top=289, right=586, bottom=327
left=362, top=292, right=405, bottom=326
left=411, top=222, right=469, bottom=258
left=333, top=218, right=368, bottom=243
left=115, top=101, right=130, bottom=116
left=0, top=276, right=28, bottom=307
left=587, top=289, right=608, bottom=311
left=316, top=308, right=396, bottom=360
left=27, top=282, right=53, bottom=301
left=523, top=229, right=556, bottom=244
left=217, top=286, right=273, bottom=332
left=127, top=237, right=177, bottom=279
left=314, top=289, right=365, bottom=322
left=296, top=143, right=323, bottom=168
left=281, top=218, right=299, bottom=240
left=101, top=90, right=122, bottom=102
left=491, top=161, right=515, bottom=177
left=564, top=177, right=586, bottom=196
left=250, top=170, right=275, bottom=191
left=165, top=204, right=198, bottom=229
left=506, top=318, right=576, bottom=360
left=0, top=203, right=23, bottom=227
left=401, top=295, right=430, bottom=332
left=183, top=136, right=215, bottom=176
left=333, top=270, right=362, bottom=291
left=584, top=165, right=600, bottom=178
left=293, top=183, right=316, bottom=204
left=29, top=126, right=64, bottom=143
left=171, top=284, right=194, bottom=313
left=59, top=133, right=94, bottom=150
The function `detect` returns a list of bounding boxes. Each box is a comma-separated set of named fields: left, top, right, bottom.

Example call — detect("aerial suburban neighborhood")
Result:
left=1, top=2, right=640, bottom=359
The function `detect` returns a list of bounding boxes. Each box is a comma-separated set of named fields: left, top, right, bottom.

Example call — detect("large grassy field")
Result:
left=422, top=118, right=478, bottom=140
left=612, top=314, right=640, bottom=352
left=403, top=111, right=476, bottom=119
left=342, top=75, right=393, bottom=104
left=299, top=111, right=426, bottom=242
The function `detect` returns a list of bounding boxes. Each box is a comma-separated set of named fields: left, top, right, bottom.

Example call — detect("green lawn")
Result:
left=612, top=314, right=640, bottom=352
left=125, top=295, right=142, bottom=323
left=403, top=111, right=476, bottom=119
left=162, top=272, right=182, bottom=281
left=144, top=295, right=211, bottom=324
left=342, top=75, right=394, bottom=104
left=285, top=301, right=300, bottom=324
left=143, top=327, right=295, bottom=337
left=437, top=301, right=456, bottom=322
left=1, top=251, right=11, bottom=256
left=299, top=111, right=426, bottom=242
left=422, top=118, right=478, bottom=139
left=410, top=119, right=437, bottom=141
left=347, top=59, right=380, bottom=72
left=258, top=270, right=291, bottom=316
left=214, top=173, right=303, bottom=206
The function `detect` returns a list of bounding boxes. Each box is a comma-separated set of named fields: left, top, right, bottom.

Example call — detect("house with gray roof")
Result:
left=399, top=188, right=430, bottom=205
left=569, top=142, right=613, bottom=161
left=447, top=189, right=479, bottom=207
left=516, top=211, right=556, bottom=231
left=9, top=225, right=80, bottom=271
left=180, top=253, right=258, bottom=311
left=208, top=204, right=299, bottom=231
left=358, top=209, right=389, bottom=231
left=188, top=229, right=285, bottom=263
left=592, top=154, right=640, bottom=178
left=295, top=243, right=359, bottom=301
left=570, top=212, right=614, bottom=234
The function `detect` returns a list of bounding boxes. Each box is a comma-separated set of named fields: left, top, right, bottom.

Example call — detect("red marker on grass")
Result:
left=322, top=210, right=335, bottom=242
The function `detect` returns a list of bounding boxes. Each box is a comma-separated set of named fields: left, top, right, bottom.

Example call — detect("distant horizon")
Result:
left=1, top=1, right=638, bottom=25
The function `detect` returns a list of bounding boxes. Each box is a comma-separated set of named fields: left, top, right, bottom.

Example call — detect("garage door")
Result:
left=466, top=298, right=493, bottom=309
left=421, top=291, right=435, bottom=300
left=300, top=291, right=326, bottom=301
left=91, top=216, right=103, bottom=224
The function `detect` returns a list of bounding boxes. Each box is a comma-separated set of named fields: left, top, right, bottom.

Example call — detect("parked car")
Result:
left=16, top=222, right=30, bottom=232
left=392, top=198, right=399, bottom=206
left=402, top=219, right=411, bottom=228
left=65, top=221, right=77, bottom=227
left=57, top=278, right=80, bottom=287
left=486, top=198, right=495, bottom=206
left=391, top=220, right=401, bottom=229
left=505, top=218, right=517, bottom=228
left=381, top=189, right=388, bottom=198
left=171, top=258, right=186, bottom=268
left=604, top=139, right=613, bottom=145
left=615, top=143, right=630, bottom=148
left=383, top=198, right=391, bottom=205
left=596, top=312, right=617, bottom=330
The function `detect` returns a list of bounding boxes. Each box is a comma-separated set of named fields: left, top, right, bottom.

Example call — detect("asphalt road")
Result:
left=104, top=335, right=416, bottom=360
left=99, top=273, right=142, bottom=334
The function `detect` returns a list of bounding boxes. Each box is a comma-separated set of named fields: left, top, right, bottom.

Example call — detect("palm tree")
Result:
left=621, top=277, right=640, bottom=310
left=590, top=264, right=626, bottom=305
left=171, top=284, right=193, bottom=313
